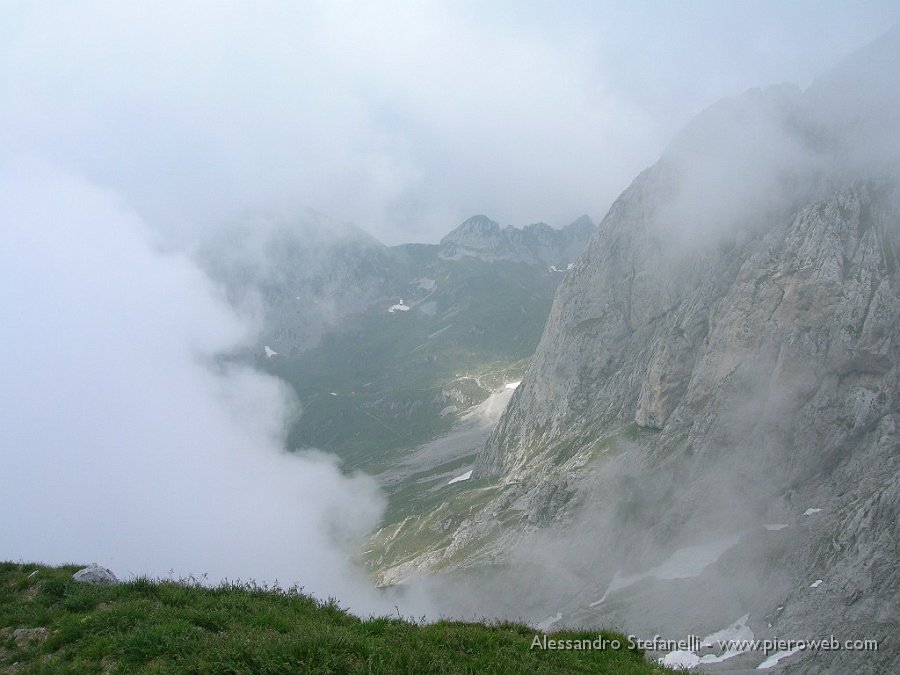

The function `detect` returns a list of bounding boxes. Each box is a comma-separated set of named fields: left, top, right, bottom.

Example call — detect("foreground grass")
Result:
left=0, top=562, right=672, bottom=674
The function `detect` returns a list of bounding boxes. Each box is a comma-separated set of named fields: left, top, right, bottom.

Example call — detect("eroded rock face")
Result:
left=402, top=28, right=900, bottom=672
left=404, top=203, right=895, bottom=662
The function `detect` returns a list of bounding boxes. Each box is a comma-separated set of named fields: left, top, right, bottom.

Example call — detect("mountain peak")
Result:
left=439, top=215, right=594, bottom=266
left=441, top=215, right=502, bottom=244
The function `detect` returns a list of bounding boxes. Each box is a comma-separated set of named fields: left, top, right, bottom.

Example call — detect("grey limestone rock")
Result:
left=411, top=27, right=900, bottom=674
left=439, top=214, right=596, bottom=266
left=72, top=563, right=118, bottom=585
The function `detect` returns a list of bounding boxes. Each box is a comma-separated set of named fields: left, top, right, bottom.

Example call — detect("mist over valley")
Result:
left=2, top=4, right=899, bottom=673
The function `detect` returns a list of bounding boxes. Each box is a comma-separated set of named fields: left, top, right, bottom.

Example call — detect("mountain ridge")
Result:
left=440, top=214, right=595, bottom=266
left=368, top=29, right=900, bottom=673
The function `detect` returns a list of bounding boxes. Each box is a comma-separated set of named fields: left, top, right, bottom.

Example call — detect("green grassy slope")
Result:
left=1, top=563, right=673, bottom=674
left=264, top=255, right=559, bottom=471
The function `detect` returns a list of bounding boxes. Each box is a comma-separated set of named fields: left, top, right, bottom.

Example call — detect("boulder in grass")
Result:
left=72, top=563, right=118, bottom=585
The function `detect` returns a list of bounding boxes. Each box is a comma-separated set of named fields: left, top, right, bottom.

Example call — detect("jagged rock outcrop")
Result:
left=439, top=214, right=595, bottom=266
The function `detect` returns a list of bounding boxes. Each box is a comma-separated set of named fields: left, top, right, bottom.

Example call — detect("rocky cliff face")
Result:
left=476, top=177, right=899, bottom=480
left=386, top=29, right=900, bottom=673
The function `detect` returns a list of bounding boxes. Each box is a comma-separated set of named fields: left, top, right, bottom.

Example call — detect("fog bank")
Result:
left=0, top=160, right=424, bottom=615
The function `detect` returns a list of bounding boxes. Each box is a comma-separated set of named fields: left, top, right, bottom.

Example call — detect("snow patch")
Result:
left=660, top=651, right=701, bottom=668
left=536, top=613, right=562, bottom=632
left=757, top=647, right=803, bottom=669
left=415, top=277, right=436, bottom=291
left=764, top=523, right=789, bottom=531
left=590, top=573, right=629, bottom=606
left=660, top=614, right=753, bottom=668
left=461, top=386, right=516, bottom=424
left=810, top=579, right=823, bottom=588
left=388, top=299, right=410, bottom=313
left=447, top=470, right=473, bottom=485
left=650, top=535, right=742, bottom=580
left=702, top=614, right=753, bottom=646
left=264, top=346, right=277, bottom=358
left=696, top=614, right=754, bottom=663
left=803, top=507, right=822, bottom=516
left=504, top=381, right=521, bottom=390
left=425, top=324, right=452, bottom=341
left=591, top=535, right=741, bottom=606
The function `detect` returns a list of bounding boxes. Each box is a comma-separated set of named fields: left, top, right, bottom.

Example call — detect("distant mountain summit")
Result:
left=442, top=214, right=502, bottom=240
left=440, top=215, right=595, bottom=266
left=201, top=212, right=596, bottom=357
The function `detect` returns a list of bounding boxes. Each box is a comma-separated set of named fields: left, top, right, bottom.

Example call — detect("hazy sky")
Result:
left=1, top=1, right=897, bottom=244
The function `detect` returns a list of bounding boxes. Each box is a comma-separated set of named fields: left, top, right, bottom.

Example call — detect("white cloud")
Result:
left=1, top=1, right=894, bottom=244
left=0, top=159, right=398, bottom=612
